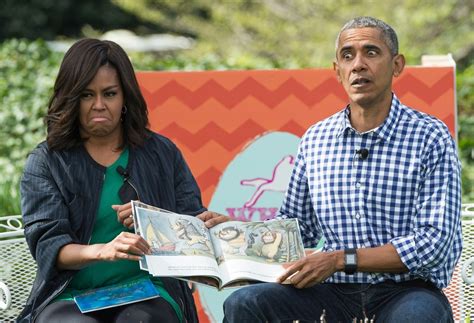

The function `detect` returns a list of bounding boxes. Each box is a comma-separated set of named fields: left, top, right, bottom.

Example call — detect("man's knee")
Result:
left=224, top=287, right=257, bottom=312
left=382, top=290, right=452, bottom=323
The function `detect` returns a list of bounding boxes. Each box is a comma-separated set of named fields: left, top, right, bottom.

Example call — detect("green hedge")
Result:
left=0, top=39, right=473, bottom=215
left=0, top=40, right=61, bottom=215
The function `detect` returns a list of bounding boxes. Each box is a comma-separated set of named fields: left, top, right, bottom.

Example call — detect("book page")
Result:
left=146, top=255, right=221, bottom=280
left=131, top=200, right=173, bottom=271
left=133, top=203, right=220, bottom=280
left=209, top=219, right=305, bottom=287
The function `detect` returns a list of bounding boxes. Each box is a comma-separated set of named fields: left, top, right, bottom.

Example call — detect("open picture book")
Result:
left=131, top=201, right=305, bottom=290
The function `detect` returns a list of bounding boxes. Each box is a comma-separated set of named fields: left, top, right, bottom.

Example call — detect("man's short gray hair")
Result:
left=335, top=16, right=399, bottom=56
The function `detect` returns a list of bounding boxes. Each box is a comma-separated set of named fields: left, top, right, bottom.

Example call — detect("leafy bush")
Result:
left=459, top=115, right=474, bottom=201
left=457, top=64, right=474, bottom=201
left=0, top=39, right=61, bottom=215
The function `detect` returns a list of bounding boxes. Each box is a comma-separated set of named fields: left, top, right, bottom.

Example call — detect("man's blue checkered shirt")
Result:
left=280, top=94, right=462, bottom=288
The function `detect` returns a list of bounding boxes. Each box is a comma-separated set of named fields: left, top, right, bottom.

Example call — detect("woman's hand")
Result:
left=112, top=202, right=134, bottom=229
left=197, top=211, right=230, bottom=228
left=57, top=232, right=151, bottom=270
left=96, top=231, right=151, bottom=262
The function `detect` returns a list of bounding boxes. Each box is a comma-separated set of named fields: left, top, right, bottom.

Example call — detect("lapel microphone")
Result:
left=356, top=149, right=369, bottom=160
left=116, top=166, right=130, bottom=180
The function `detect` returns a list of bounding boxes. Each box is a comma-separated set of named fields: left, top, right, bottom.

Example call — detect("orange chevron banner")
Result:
left=137, top=67, right=456, bottom=206
left=137, top=66, right=457, bottom=322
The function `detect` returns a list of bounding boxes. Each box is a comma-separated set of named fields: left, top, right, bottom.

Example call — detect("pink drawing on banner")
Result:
left=240, top=155, right=295, bottom=208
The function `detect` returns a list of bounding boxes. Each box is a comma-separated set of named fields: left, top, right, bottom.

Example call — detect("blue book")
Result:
left=74, top=277, right=160, bottom=313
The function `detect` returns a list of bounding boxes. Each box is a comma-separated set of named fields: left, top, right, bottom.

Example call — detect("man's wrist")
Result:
left=333, top=250, right=345, bottom=271
left=344, top=248, right=358, bottom=274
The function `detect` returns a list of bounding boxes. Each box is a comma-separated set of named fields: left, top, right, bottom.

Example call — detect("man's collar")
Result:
left=336, top=94, right=402, bottom=142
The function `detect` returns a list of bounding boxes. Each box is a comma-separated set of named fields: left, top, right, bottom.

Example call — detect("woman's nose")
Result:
left=93, top=96, right=105, bottom=109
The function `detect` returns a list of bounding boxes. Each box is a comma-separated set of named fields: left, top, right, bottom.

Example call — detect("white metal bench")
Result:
left=1, top=206, right=474, bottom=322
left=0, top=215, right=37, bottom=322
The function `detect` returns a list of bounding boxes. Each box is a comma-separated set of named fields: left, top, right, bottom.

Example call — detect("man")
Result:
left=223, top=16, right=461, bottom=322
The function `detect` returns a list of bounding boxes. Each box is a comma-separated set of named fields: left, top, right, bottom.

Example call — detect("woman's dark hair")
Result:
left=45, top=38, right=149, bottom=150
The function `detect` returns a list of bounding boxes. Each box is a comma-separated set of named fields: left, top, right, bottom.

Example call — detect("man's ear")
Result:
left=333, top=61, right=342, bottom=83
left=392, top=54, right=405, bottom=77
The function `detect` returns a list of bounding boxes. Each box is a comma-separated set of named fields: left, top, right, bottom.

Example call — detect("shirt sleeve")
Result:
left=20, top=148, right=76, bottom=281
left=390, top=134, right=462, bottom=278
left=278, top=139, right=321, bottom=248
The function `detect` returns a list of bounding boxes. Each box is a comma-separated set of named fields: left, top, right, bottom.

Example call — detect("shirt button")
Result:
left=355, top=212, right=361, bottom=219
left=355, top=182, right=361, bottom=189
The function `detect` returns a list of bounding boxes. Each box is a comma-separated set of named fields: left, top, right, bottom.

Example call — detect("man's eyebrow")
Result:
left=363, top=44, right=382, bottom=51
left=339, top=45, right=353, bottom=53
left=338, top=44, right=382, bottom=53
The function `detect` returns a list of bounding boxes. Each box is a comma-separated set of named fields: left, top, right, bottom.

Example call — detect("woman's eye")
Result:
left=80, top=93, right=92, bottom=99
left=105, top=91, right=116, bottom=97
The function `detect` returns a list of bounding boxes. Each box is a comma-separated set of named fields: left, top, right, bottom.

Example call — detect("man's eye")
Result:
left=342, top=53, right=352, bottom=60
left=367, top=50, right=377, bottom=56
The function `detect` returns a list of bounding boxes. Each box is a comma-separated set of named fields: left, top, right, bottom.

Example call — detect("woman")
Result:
left=19, top=38, right=227, bottom=323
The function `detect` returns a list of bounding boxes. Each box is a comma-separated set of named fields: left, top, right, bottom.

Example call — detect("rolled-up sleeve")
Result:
left=390, top=135, right=462, bottom=280
left=21, top=149, right=76, bottom=281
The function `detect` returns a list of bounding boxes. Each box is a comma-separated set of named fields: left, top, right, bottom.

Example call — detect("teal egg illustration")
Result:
left=196, top=131, right=300, bottom=322
left=210, top=131, right=300, bottom=221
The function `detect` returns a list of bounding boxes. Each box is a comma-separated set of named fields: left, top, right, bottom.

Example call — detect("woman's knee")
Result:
left=36, top=301, right=101, bottom=323
left=115, top=297, right=179, bottom=323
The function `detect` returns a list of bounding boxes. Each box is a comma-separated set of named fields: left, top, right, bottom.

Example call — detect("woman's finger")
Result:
left=113, top=203, right=133, bottom=224
left=123, top=216, right=134, bottom=228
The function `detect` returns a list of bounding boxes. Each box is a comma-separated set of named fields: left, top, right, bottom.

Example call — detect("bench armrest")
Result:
left=462, top=257, right=474, bottom=285
left=0, top=281, right=12, bottom=310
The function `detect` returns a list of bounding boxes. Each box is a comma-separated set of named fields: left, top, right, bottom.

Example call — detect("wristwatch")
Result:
left=344, top=248, right=357, bottom=275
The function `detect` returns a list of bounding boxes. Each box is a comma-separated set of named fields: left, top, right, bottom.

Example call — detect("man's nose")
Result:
left=351, top=54, right=367, bottom=72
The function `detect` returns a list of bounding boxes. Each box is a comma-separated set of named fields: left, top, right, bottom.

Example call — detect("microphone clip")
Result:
left=356, top=148, right=369, bottom=160
left=116, top=166, right=130, bottom=181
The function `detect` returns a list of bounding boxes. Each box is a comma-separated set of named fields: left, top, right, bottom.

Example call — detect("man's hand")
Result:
left=197, top=211, right=230, bottom=228
left=277, top=251, right=342, bottom=289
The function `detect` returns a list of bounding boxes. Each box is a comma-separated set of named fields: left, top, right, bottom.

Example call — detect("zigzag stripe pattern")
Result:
left=148, top=96, right=337, bottom=135
left=394, top=72, right=454, bottom=105
left=196, top=167, right=221, bottom=191
left=142, top=77, right=347, bottom=110
left=141, top=71, right=452, bottom=111
left=161, top=120, right=265, bottom=152
left=159, top=120, right=310, bottom=152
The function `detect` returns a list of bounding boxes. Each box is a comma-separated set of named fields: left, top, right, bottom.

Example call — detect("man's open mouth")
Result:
left=351, top=78, right=371, bottom=86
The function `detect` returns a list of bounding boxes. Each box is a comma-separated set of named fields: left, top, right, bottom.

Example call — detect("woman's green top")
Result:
left=53, top=148, right=182, bottom=322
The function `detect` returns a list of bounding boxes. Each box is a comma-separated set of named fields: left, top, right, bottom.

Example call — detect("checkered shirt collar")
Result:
left=337, top=93, right=403, bottom=142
